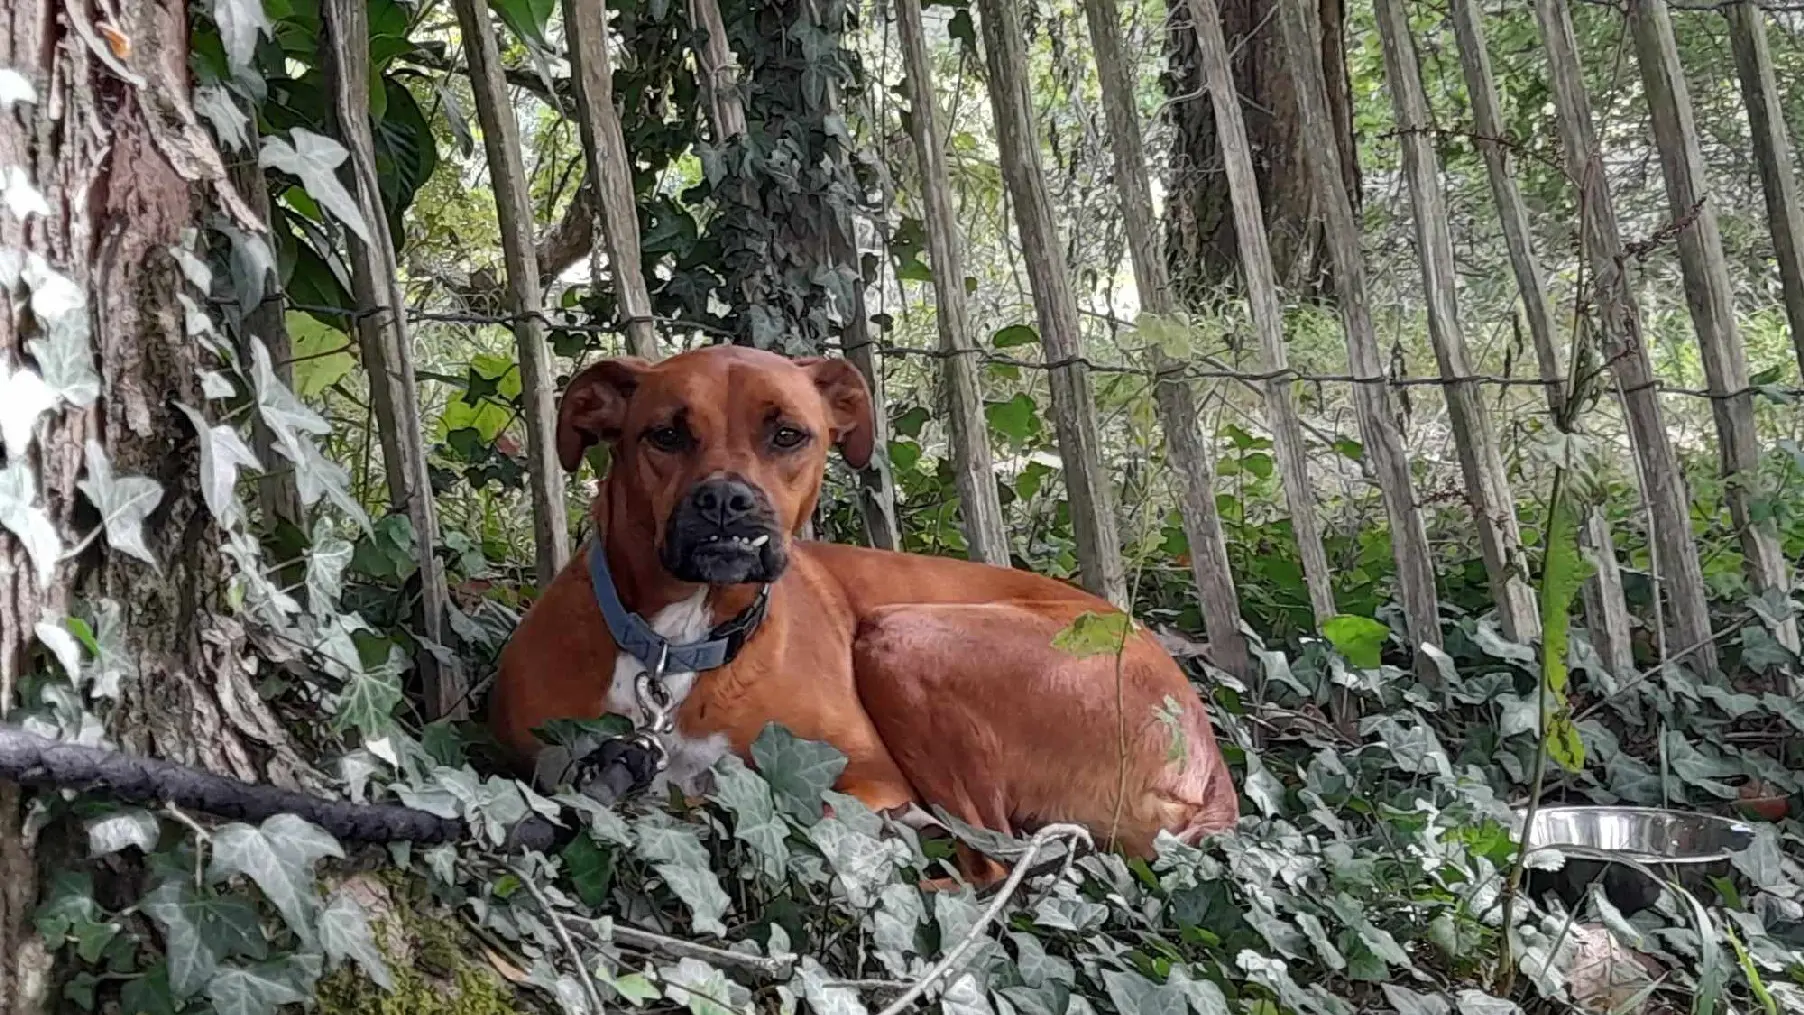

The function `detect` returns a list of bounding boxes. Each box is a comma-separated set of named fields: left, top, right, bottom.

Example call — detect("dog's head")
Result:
left=555, top=345, right=873, bottom=586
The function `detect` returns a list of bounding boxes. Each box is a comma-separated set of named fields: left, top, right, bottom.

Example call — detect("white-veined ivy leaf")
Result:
left=306, top=524, right=353, bottom=614
left=1294, top=911, right=1346, bottom=970
left=33, top=614, right=82, bottom=680
left=1243, top=752, right=1285, bottom=817
left=26, top=314, right=99, bottom=408
left=750, top=723, right=846, bottom=823
left=0, top=68, right=35, bottom=106
left=319, top=891, right=392, bottom=990
left=1453, top=990, right=1520, bottom=1015
left=1009, top=932, right=1074, bottom=988
left=85, top=599, right=134, bottom=699
left=176, top=403, right=261, bottom=523
left=1380, top=985, right=1449, bottom=1015
left=662, top=957, right=738, bottom=1015
left=800, top=957, right=867, bottom=1015
left=1167, top=966, right=1229, bottom=1015
left=711, top=755, right=788, bottom=879
left=657, top=862, right=731, bottom=936
left=77, top=440, right=164, bottom=568
left=194, top=84, right=249, bottom=151
left=333, top=668, right=403, bottom=740
left=207, top=814, right=344, bottom=943
left=2, top=164, right=48, bottom=218
left=809, top=817, right=904, bottom=909
left=637, top=814, right=711, bottom=867
left=604, top=970, right=661, bottom=1005
left=206, top=959, right=313, bottom=1015
left=941, top=974, right=993, bottom=1015
left=0, top=359, right=55, bottom=455
left=1730, top=824, right=1785, bottom=889
left=1103, top=970, right=1187, bottom=1015
left=211, top=0, right=272, bottom=74
left=120, top=964, right=178, bottom=1015
left=250, top=338, right=329, bottom=438
left=201, top=371, right=237, bottom=399
left=258, top=130, right=371, bottom=244
left=556, top=792, right=635, bottom=846
left=0, top=461, right=61, bottom=587
left=284, top=433, right=367, bottom=528
left=22, top=253, right=83, bottom=320
left=86, top=809, right=160, bottom=856
left=873, top=884, right=925, bottom=969
left=223, top=224, right=275, bottom=313
left=142, top=882, right=268, bottom=999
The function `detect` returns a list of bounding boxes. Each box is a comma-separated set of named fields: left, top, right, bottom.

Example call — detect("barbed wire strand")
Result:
left=235, top=298, right=1804, bottom=402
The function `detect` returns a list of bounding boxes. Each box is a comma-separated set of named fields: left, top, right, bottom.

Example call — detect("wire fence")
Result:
left=238, top=297, right=1804, bottom=403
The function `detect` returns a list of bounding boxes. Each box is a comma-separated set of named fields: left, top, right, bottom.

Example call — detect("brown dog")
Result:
left=489, top=345, right=1238, bottom=878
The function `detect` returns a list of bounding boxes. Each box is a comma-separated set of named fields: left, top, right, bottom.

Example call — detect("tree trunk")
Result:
left=1372, top=0, right=1538, bottom=642
left=562, top=0, right=662, bottom=361
left=323, top=0, right=463, bottom=716
left=0, top=0, right=314, bottom=1007
left=1182, top=0, right=1336, bottom=631
left=895, top=0, right=1010, bottom=568
left=1163, top=0, right=1359, bottom=299
left=453, top=0, right=573, bottom=586
left=1630, top=0, right=1797, bottom=653
left=1277, top=0, right=1443, bottom=672
left=1447, top=0, right=1633, bottom=671
left=1727, top=0, right=1804, bottom=381
left=1533, top=0, right=1716, bottom=672
left=976, top=0, right=1128, bottom=607
left=1082, top=0, right=1249, bottom=676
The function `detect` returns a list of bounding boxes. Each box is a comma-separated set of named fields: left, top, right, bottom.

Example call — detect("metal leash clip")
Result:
left=628, top=642, right=675, bottom=776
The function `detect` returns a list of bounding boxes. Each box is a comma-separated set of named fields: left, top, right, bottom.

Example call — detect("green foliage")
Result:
left=1321, top=615, right=1389, bottom=670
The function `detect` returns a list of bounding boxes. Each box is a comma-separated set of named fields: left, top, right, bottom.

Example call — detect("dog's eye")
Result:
left=772, top=425, right=808, bottom=450
left=645, top=425, right=687, bottom=451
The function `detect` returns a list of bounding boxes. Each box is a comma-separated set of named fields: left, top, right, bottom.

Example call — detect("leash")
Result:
left=578, top=539, right=770, bottom=800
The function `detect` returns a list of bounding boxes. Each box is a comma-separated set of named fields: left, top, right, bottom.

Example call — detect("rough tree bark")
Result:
left=562, top=0, right=661, bottom=361
left=1277, top=0, right=1443, bottom=669
left=1533, top=0, right=1716, bottom=672
left=0, top=0, right=316, bottom=1008
left=1083, top=0, right=1249, bottom=675
left=976, top=0, right=1128, bottom=606
left=1630, top=0, right=1797, bottom=652
left=452, top=0, right=573, bottom=586
left=895, top=0, right=1010, bottom=567
left=1163, top=0, right=1359, bottom=297
left=1183, top=0, right=1336, bottom=629
left=1372, top=0, right=1538, bottom=641
left=323, top=0, right=463, bottom=715
left=1447, top=0, right=1633, bottom=670
left=1727, top=0, right=1804, bottom=379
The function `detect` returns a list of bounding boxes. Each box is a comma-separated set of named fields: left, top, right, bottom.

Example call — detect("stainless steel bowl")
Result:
left=1514, top=805, right=1754, bottom=915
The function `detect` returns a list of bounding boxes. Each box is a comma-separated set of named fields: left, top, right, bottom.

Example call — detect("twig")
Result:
left=609, top=924, right=793, bottom=976
left=512, top=863, right=608, bottom=1015
left=862, top=824, right=1092, bottom=1015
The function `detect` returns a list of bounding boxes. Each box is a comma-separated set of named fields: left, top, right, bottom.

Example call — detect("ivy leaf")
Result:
left=1322, top=615, right=1388, bottom=670
left=662, top=958, right=736, bottom=1015
left=223, top=225, right=276, bottom=314
left=1381, top=986, right=1450, bottom=1015
left=212, top=0, right=273, bottom=74
left=801, top=957, right=867, bottom=1015
left=985, top=393, right=1039, bottom=443
left=259, top=130, right=372, bottom=244
left=657, top=863, right=732, bottom=936
left=750, top=723, right=846, bottom=823
left=86, top=809, right=160, bottom=857
left=634, top=814, right=710, bottom=868
left=26, top=316, right=99, bottom=408
left=1545, top=710, right=1585, bottom=773
left=561, top=832, right=616, bottom=908
left=319, top=891, right=393, bottom=990
left=1454, top=991, right=1521, bottom=1015
left=1103, top=970, right=1188, bottom=1015
left=992, top=324, right=1039, bottom=348
left=208, top=815, right=344, bottom=943
left=306, top=525, right=354, bottom=615
left=142, top=882, right=268, bottom=999
left=0, top=462, right=62, bottom=587
left=206, top=960, right=312, bottom=1015
left=121, top=964, right=180, bottom=1015
left=1052, top=611, right=1131, bottom=658
left=78, top=440, right=164, bottom=568
left=195, top=85, right=250, bottom=153
left=711, top=755, right=788, bottom=879
left=176, top=403, right=261, bottom=524
left=333, top=667, right=403, bottom=739
left=0, top=358, right=55, bottom=455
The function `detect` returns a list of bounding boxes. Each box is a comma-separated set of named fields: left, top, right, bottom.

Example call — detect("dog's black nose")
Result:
left=689, top=478, right=760, bottom=527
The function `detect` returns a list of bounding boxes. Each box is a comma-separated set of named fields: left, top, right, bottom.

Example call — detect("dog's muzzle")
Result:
left=661, top=476, right=787, bottom=584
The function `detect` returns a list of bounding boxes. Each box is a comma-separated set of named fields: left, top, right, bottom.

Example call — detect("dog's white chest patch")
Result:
left=607, top=590, right=731, bottom=796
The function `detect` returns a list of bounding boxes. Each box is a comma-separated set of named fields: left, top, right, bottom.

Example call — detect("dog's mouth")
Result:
left=659, top=478, right=789, bottom=585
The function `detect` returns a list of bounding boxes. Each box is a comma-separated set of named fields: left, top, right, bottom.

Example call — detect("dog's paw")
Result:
left=573, top=738, right=660, bottom=805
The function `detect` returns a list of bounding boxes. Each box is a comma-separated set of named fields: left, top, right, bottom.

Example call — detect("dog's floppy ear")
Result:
left=557, top=357, right=651, bottom=470
left=798, top=357, right=874, bottom=469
